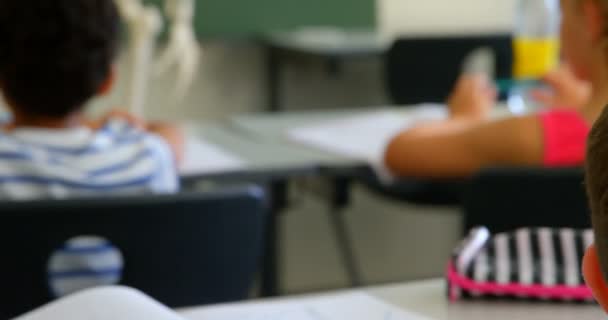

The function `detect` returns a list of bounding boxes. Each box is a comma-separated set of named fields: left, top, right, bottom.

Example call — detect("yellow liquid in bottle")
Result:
left=513, top=37, right=560, bottom=79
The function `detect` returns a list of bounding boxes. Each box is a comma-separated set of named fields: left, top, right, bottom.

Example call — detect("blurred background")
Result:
left=85, top=0, right=547, bottom=294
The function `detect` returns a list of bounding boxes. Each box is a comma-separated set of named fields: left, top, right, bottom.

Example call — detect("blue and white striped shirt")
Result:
left=0, top=117, right=179, bottom=200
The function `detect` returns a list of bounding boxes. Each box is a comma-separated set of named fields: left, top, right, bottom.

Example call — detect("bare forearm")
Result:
left=384, top=119, right=483, bottom=178
left=383, top=115, right=543, bottom=178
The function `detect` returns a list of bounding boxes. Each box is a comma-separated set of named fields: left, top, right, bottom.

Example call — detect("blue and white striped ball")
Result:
left=47, top=236, right=124, bottom=298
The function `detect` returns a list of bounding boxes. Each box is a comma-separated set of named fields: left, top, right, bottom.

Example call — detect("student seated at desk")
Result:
left=0, top=0, right=184, bottom=200
left=384, top=0, right=605, bottom=178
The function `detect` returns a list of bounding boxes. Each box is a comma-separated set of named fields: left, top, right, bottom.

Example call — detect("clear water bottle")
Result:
left=513, top=0, right=561, bottom=80
left=508, top=0, right=561, bottom=114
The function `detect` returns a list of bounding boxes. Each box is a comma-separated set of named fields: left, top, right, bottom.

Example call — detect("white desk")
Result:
left=180, top=123, right=339, bottom=182
left=370, top=280, right=603, bottom=320
left=231, top=107, right=405, bottom=142
left=230, top=106, right=413, bottom=166
left=179, top=279, right=604, bottom=320
left=19, top=280, right=603, bottom=320
left=231, top=105, right=512, bottom=167
left=265, top=29, right=390, bottom=57
left=232, top=105, right=511, bottom=142
left=181, top=106, right=455, bottom=180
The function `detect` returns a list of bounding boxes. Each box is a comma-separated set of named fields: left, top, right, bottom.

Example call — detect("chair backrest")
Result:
left=385, top=34, right=513, bottom=105
left=358, top=167, right=467, bottom=206
left=463, top=167, right=590, bottom=234
left=0, top=187, right=267, bottom=318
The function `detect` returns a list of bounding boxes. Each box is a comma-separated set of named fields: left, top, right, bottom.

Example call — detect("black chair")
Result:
left=463, top=167, right=590, bottom=234
left=0, top=187, right=267, bottom=319
left=357, top=167, right=468, bottom=206
left=385, top=34, right=513, bottom=105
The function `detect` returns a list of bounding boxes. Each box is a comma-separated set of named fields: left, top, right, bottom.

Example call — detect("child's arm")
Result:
left=384, top=115, right=544, bottom=178
left=384, top=74, right=544, bottom=178
left=146, top=121, right=185, bottom=165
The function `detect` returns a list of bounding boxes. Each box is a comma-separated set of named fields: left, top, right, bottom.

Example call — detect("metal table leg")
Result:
left=260, top=180, right=288, bottom=297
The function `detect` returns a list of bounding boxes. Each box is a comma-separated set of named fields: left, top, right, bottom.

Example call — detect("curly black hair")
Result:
left=0, top=0, right=120, bottom=118
left=587, top=105, right=608, bottom=283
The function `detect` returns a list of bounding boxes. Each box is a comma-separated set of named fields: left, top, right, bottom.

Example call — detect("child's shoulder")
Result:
left=98, top=117, right=173, bottom=156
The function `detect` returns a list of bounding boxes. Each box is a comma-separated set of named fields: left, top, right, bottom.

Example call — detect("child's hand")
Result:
left=530, top=64, right=591, bottom=109
left=447, top=74, right=497, bottom=120
left=100, top=109, right=146, bottom=129
left=86, top=109, right=146, bottom=130
left=89, top=110, right=184, bottom=165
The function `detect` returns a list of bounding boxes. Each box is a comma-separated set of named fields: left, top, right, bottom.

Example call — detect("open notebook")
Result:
left=286, top=104, right=447, bottom=181
left=16, top=287, right=182, bottom=320
left=17, top=286, right=432, bottom=320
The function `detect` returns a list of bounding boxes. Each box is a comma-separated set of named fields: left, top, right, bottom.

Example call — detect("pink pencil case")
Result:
left=447, top=227, right=595, bottom=302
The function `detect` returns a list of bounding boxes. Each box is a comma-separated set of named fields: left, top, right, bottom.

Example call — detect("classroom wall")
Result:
left=146, top=0, right=375, bottom=38
left=377, top=0, right=517, bottom=39
left=90, top=0, right=521, bottom=119
left=89, top=43, right=266, bottom=119
left=90, top=42, right=387, bottom=119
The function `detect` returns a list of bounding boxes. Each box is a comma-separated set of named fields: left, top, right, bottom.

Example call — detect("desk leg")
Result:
left=326, top=57, right=342, bottom=76
left=266, top=47, right=281, bottom=112
left=260, top=180, right=288, bottom=297
left=329, top=177, right=364, bottom=287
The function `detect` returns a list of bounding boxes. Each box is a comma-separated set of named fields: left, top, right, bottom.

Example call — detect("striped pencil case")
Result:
left=447, top=227, right=595, bottom=302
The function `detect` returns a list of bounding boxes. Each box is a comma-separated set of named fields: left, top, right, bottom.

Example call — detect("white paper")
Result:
left=180, top=292, right=432, bottom=320
left=180, top=137, right=245, bottom=176
left=286, top=104, right=447, bottom=181
left=17, top=286, right=185, bottom=320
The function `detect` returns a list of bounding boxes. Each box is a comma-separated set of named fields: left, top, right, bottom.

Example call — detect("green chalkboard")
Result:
left=145, top=0, right=376, bottom=38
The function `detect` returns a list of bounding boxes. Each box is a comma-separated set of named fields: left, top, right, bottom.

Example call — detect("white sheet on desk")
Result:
left=17, top=286, right=185, bottom=320
left=286, top=104, right=447, bottom=181
left=180, top=137, right=245, bottom=176
left=180, top=292, right=431, bottom=320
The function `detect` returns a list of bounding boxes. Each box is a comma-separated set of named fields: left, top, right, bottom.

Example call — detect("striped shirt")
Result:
left=0, top=117, right=179, bottom=200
